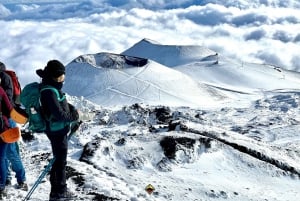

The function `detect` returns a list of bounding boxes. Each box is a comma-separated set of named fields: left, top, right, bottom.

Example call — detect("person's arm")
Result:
left=0, top=87, right=13, bottom=116
left=40, top=89, right=78, bottom=122
left=0, top=87, right=13, bottom=130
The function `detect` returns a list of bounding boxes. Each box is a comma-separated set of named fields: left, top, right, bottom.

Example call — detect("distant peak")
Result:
left=122, top=39, right=216, bottom=67
left=73, top=52, right=148, bottom=69
left=141, top=38, right=161, bottom=45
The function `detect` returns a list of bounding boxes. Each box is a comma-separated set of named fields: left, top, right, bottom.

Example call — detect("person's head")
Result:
left=36, top=60, right=65, bottom=82
left=0, top=62, right=6, bottom=71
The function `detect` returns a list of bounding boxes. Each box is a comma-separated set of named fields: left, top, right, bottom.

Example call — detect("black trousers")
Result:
left=46, top=129, right=68, bottom=194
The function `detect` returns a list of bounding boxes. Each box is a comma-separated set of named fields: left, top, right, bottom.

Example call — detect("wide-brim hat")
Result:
left=36, top=60, right=65, bottom=78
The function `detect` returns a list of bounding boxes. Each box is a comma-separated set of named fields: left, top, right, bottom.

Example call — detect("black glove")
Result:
left=70, top=120, right=82, bottom=134
left=68, top=103, right=79, bottom=121
left=68, top=103, right=77, bottom=113
left=72, top=110, right=79, bottom=121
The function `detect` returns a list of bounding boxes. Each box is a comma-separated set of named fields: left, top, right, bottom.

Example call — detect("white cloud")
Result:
left=1, top=0, right=300, bottom=85
left=244, top=28, right=267, bottom=41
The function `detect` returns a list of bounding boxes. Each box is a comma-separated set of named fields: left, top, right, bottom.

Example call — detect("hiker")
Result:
left=0, top=86, right=14, bottom=199
left=6, top=119, right=28, bottom=191
left=36, top=60, right=79, bottom=201
left=0, top=62, right=28, bottom=191
left=0, top=62, right=13, bottom=102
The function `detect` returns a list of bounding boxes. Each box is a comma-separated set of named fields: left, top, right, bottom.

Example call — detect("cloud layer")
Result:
left=0, top=0, right=300, bottom=85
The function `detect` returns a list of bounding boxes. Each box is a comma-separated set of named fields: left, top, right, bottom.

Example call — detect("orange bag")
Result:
left=0, top=127, right=21, bottom=143
left=10, top=108, right=28, bottom=124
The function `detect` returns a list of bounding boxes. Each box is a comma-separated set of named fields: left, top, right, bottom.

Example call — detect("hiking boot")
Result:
left=49, top=190, right=76, bottom=201
left=17, top=182, right=28, bottom=191
left=0, top=188, right=7, bottom=200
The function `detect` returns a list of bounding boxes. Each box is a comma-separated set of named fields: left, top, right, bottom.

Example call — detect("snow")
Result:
left=1, top=0, right=300, bottom=201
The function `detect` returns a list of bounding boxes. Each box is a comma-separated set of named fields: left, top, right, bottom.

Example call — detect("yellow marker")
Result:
left=145, top=184, right=155, bottom=195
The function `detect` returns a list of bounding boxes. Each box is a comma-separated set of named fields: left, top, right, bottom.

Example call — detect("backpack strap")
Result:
left=39, top=86, right=67, bottom=130
left=40, top=86, right=66, bottom=102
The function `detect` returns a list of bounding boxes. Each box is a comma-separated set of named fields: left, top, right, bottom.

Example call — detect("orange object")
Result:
left=10, top=108, right=28, bottom=124
left=0, top=127, right=21, bottom=143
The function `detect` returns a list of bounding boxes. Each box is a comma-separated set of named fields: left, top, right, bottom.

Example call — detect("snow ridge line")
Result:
left=184, top=127, right=300, bottom=178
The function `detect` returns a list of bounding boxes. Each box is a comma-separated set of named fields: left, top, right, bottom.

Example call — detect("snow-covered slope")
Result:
left=64, top=52, right=227, bottom=107
left=64, top=39, right=300, bottom=108
left=122, top=38, right=217, bottom=67
left=123, top=39, right=300, bottom=92
left=176, top=60, right=300, bottom=92
left=3, top=34, right=299, bottom=201
left=13, top=97, right=300, bottom=201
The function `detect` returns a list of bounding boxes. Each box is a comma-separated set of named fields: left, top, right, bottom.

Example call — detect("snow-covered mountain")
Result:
left=16, top=94, right=300, bottom=201
left=123, top=39, right=300, bottom=91
left=1, top=0, right=300, bottom=79
left=64, top=39, right=300, bottom=108
left=63, top=45, right=226, bottom=107
left=1, top=1, right=300, bottom=201
left=6, top=38, right=299, bottom=201
left=122, top=39, right=217, bottom=67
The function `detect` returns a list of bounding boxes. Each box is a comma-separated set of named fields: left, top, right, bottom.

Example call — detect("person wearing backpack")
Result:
left=0, top=62, right=28, bottom=191
left=36, top=60, right=79, bottom=201
left=0, top=86, right=14, bottom=199
left=5, top=119, right=28, bottom=191
left=0, top=62, right=13, bottom=103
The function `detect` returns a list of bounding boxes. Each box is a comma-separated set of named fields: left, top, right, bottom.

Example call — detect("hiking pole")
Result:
left=23, top=156, right=55, bottom=201
left=23, top=121, right=82, bottom=201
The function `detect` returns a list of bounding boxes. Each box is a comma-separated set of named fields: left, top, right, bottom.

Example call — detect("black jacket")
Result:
left=40, top=78, right=79, bottom=133
left=0, top=71, right=14, bottom=105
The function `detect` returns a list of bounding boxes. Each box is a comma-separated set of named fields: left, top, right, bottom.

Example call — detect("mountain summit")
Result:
left=64, top=51, right=226, bottom=107
left=64, top=39, right=300, bottom=108
left=122, top=38, right=217, bottom=67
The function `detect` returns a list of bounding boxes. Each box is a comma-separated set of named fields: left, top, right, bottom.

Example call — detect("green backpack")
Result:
left=20, top=82, right=66, bottom=133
